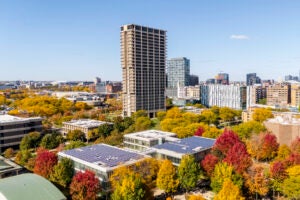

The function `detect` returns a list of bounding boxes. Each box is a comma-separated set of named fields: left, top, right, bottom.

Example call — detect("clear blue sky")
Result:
left=1, top=0, right=300, bottom=81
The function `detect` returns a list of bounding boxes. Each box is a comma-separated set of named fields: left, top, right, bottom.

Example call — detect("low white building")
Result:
left=62, top=119, right=112, bottom=137
left=123, top=130, right=178, bottom=152
left=58, top=143, right=149, bottom=191
left=150, top=136, right=216, bottom=166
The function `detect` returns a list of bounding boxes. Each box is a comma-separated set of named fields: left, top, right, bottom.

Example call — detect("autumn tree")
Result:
left=290, top=137, right=300, bottom=154
left=275, top=144, right=291, bottom=161
left=3, top=148, right=14, bottom=158
left=214, top=179, right=245, bottom=200
left=213, top=129, right=242, bottom=159
left=281, top=165, right=300, bottom=199
left=252, top=108, right=273, bottom=122
left=178, top=155, right=200, bottom=192
left=201, top=110, right=218, bottom=125
left=223, top=142, right=252, bottom=174
left=232, top=120, right=266, bottom=139
left=219, top=107, right=239, bottom=122
left=70, top=170, right=100, bottom=200
left=111, top=172, right=145, bottom=200
left=50, top=158, right=74, bottom=188
left=201, top=154, right=219, bottom=177
left=188, top=194, right=205, bottom=200
left=156, top=160, right=179, bottom=195
left=33, top=149, right=58, bottom=179
left=245, top=164, right=269, bottom=199
left=210, top=162, right=243, bottom=193
left=247, top=132, right=279, bottom=161
left=135, top=116, right=152, bottom=132
left=134, top=158, right=160, bottom=188
left=269, top=161, right=287, bottom=194
left=66, top=129, right=85, bottom=141
left=194, top=126, right=205, bottom=136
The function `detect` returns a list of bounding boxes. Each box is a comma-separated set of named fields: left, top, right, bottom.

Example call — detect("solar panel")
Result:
left=152, top=136, right=215, bottom=154
left=62, top=144, right=144, bottom=167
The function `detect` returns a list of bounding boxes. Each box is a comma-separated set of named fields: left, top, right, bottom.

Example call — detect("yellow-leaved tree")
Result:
left=156, top=160, right=179, bottom=196
left=214, top=179, right=244, bottom=200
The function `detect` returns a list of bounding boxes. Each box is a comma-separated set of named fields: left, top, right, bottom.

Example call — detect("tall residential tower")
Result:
left=121, top=24, right=166, bottom=117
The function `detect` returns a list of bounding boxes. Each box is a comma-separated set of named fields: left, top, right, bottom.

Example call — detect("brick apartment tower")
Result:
left=121, top=24, right=166, bottom=118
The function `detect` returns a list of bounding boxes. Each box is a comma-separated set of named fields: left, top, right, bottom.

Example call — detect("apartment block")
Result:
left=291, top=83, right=300, bottom=107
left=121, top=24, right=166, bottom=118
left=0, top=115, right=42, bottom=153
left=246, top=85, right=267, bottom=108
left=200, top=84, right=247, bottom=110
left=266, top=83, right=291, bottom=107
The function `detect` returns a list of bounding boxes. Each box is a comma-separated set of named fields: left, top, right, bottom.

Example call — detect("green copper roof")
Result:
left=0, top=173, right=66, bottom=200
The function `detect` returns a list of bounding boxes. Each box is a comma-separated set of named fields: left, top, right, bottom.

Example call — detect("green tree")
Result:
left=66, top=130, right=85, bottom=141
left=232, top=121, right=266, bottom=139
left=64, top=140, right=86, bottom=150
left=156, top=160, right=179, bottom=195
left=178, top=155, right=200, bottom=192
left=98, top=123, right=114, bottom=137
left=50, top=158, right=74, bottom=188
left=214, top=179, right=245, bottom=200
left=15, top=150, right=32, bottom=165
left=20, top=131, right=41, bottom=150
left=135, top=116, right=152, bottom=131
left=40, top=133, right=64, bottom=149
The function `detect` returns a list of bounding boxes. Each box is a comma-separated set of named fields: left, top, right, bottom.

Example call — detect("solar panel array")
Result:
left=152, top=136, right=216, bottom=154
left=62, top=144, right=144, bottom=167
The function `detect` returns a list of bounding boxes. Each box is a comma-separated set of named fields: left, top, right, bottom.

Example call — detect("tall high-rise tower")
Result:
left=167, top=57, right=190, bottom=88
left=121, top=24, right=166, bottom=117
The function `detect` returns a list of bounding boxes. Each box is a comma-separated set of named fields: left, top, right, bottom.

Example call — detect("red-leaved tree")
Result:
left=213, top=129, right=242, bottom=158
left=194, top=126, right=205, bottom=136
left=201, top=154, right=219, bottom=176
left=286, top=153, right=300, bottom=166
left=33, top=149, right=58, bottom=179
left=70, top=170, right=101, bottom=200
left=270, top=161, right=287, bottom=181
left=261, top=133, right=279, bottom=160
left=223, top=142, right=252, bottom=174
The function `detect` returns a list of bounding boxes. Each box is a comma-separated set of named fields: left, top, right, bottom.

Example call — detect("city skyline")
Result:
left=1, top=0, right=300, bottom=81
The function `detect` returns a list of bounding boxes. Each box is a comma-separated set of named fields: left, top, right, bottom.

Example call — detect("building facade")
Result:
left=291, top=83, right=300, bottom=107
left=121, top=24, right=166, bottom=118
left=200, top=84, right=247, bottom=110
left=150, top=136, right=215, bottom=166
left=266, top=83, right=291, bottom=107
left=124, top=130, right=178, bottom=152
left=167, top=57, right=190, bottom=88
left=189, top=74, right=199, bottom=86
left=215, top=73, right=229, bottom=85
left=62, top=119, right=113, bottom=138
left=58, top=144, right=148, bottom=191
left=0, top=115, right=42, bottom=153
left=246, top=73, right=261, bottom=86
left=246, top=85, right=267, bottom=108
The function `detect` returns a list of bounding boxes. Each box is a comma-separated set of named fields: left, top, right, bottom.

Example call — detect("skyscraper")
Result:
left=246, top=73, right=261, bottom=86
left=215, top=73, right=229, bottom=85
left=167, top=57, right=190, bottom=88
left=121, top=24, right=166, bottom=117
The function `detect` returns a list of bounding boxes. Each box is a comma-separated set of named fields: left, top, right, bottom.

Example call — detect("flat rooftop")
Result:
left=266, top=115, right=300, bottom=125
left=152, top=136, right=215, bottom=154
left=124, top=130, right=177, bottom=141
left=59, top=144, right=145, bottom=168
left=63, top=119, right=112, bottom=128
left=0, top=115, right=41, bottom=125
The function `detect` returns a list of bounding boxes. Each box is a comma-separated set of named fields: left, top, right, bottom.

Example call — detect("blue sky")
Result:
left=1, top=0, right=300, bottom=81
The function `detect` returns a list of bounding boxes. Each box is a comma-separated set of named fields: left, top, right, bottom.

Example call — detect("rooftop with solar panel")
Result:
left=58, top=143, right=147, bottom=169
left=150, top=136, right=216, bottom=165
left=152, top=136, right=215, bottom=154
